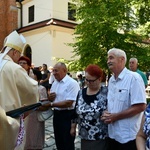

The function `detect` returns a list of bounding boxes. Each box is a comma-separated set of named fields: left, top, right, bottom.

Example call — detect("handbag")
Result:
left=37, top=108, right=53, bottom=122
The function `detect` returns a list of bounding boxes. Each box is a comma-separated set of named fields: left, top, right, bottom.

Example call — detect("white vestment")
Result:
left=0, top=54, right=39, bottom=150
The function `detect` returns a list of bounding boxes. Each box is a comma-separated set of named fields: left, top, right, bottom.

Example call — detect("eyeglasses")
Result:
left=18, top=62, right=27, bottom=65
left=85, top=77, right=99, bottom=83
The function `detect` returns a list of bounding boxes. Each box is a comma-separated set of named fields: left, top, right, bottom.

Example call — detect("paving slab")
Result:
left=43, top=116, right=81, bottom=150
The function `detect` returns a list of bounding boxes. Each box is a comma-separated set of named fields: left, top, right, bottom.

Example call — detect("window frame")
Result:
left=28, top=5, right=34, bottom=23
left=68, top=2, right=76, bottom=21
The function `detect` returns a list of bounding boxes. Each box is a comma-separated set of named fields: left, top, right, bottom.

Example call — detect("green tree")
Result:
left=69, top=0, right=150, bottom=73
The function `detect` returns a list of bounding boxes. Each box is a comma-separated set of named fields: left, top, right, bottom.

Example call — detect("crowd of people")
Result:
left=0, top=30, right=150, bottom=150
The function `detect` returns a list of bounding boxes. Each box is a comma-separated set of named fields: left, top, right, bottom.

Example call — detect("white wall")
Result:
left=52, top=0, right=76, bottom=23
left=22, top=25, right=77, bottom=68
left=20, top=0, right=78, bottom=68
left=52, top=0, right=67, bottom=21
left=21, top=0, right=76, bottom=27
left=22, top=0, right=53, bottom=26
left=23, top=28, right=53, bottom=67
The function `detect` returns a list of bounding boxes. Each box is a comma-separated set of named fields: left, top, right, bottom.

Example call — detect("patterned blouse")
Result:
left=143, top=103, right=150, bottom=149
left=75, top=86, right=108, bottom=140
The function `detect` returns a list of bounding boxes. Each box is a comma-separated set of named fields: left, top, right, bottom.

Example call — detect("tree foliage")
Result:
left=68, top=0, right=150, bottom=73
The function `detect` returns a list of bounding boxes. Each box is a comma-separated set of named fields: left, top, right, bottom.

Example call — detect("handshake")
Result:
left=39, top=92, right=56, bottom=110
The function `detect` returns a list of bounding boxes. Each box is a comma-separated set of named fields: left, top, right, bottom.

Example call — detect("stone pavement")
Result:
left=43, top=116, right=81, bottom=150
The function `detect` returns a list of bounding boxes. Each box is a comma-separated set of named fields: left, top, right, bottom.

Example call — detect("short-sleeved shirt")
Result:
left=107, top=67, right=146, bottom=143
left=136, top=69, right=148, bottom=86
left=50, top=75, right=80, bottom=110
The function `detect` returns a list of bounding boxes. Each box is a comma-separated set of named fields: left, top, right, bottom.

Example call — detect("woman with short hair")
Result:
left=70, top=64, right=108, bottom=150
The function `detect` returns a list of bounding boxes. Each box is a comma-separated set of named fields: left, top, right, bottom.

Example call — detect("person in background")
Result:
left=77, top=74, right=85, bottom=89
left=24, top=69, right=48, bottom=150
left=38, top=66, right=42, bottom=71
left=48, top=66, right=53, bottom=73
left=146, top=71, right=150, bottom=82
left=136, top=103, right=150, bottom=150
left=129, top=57, right=148, bottom=88
left=18, top=57, right=51, bottom=150
left=18, top=56, right=34, bottom=78
left=48, top=66, right=55, bottom=89
left=40, top=63, right=50, bottom=92
left=67, top=72, right=72, bottom=77
left=48, top=62, right=80, bottom=150
left=70, top=64, right=108, bottom=150
left=148, top=76, right=150, bottom=86
left=31, top=63, right=35, bottom=69
left=18, top=57, right=47, bottom=149
left=101, top=48, right=146, bottom=150
left=0, top=30, right=39, bottom=150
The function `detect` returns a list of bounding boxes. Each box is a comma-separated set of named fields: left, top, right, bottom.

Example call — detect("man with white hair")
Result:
left=101, top=48, right=146, bottom=150
left=129, top=57, right=148, bottom=88
left=0, top=30, right=39, bottom=150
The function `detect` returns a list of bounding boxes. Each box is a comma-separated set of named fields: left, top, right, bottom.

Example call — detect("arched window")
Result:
left=23, top=44, right=32, bottom=62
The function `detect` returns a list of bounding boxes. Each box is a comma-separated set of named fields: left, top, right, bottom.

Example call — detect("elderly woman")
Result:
left=18, top=56, right=50, bottom=150
left=70, top=64, right=108, bottom=150
left=136, top=104, right=150, bottom=150
left=18, top=56, right=34, bottom=78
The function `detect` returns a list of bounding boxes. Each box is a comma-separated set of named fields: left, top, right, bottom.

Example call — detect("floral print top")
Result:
left=75, top=86, right=108, bottom=140
left=143, top=103, right=150, bottom=149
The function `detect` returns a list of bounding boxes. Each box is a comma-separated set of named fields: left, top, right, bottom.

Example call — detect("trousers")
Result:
left=108, top=138, right=137, bottom=150
left=53, top=109, right=75, bottom=150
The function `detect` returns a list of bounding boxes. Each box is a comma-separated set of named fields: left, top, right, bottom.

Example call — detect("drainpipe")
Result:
left=17, top=0, right=23, bottom=28
left=19, top=0, right=23, bottom=28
